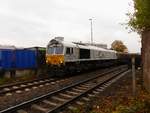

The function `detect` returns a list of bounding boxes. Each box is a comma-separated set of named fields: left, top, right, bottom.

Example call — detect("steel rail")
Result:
left=0, top=65, right=125, bottom=95
left=49, top=69, right=130, bottom=113
left=0, top=65, right=127, bottom=113
left=0, top=78, right=57, bottom=95
left=0, top=77, right=50, bottom=89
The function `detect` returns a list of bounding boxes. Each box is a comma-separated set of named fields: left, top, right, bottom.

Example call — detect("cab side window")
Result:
left=66, top=47, right=73, bottom=54
left=66, top=48, right=70, bottom=54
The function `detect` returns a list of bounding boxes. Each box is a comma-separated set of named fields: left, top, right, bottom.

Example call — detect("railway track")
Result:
left=0, top=77, right=60, bottom=96
left=0, top=66, right=125, bottom=96
left=0, top=65, right=129, bottom=113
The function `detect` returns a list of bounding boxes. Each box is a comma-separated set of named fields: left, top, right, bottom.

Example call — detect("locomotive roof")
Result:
left=48, top=38, right=116, bottom=53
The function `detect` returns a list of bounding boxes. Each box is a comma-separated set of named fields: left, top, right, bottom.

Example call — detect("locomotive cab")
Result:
left=46, top=39, right=65, bottom=66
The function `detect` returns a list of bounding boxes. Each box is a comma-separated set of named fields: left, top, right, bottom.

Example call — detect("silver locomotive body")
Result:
left=46, top=37, right=117, bottom=76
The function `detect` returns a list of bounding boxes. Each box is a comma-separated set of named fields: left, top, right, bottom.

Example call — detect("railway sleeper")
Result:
left=31, top=104, right=48, bottom=113
left=92, top=90, right=100, bottom=94
left=51, top=96, right=67, bottom=102
left=72, top=88, right=85, bottom=92
left=76, top=86, right=88, bottom=90
left=20, top=84, right=27, bottom=87
left=17, top=109, right=28, bottom=113
left=3, top=88, right=10, bottom=91
left=82, top=97, right=90, bottom=101
left=16, top=90, right=22, bottom=94
left=42, top=100, right=58, bottom=107
left=66, top=91, right=80, bottom=95
left=96, top=88, right=104, bottom=92
left=59, top=93, right=73, bottom=98
left=80, top=84, right=91, bottom=88
left=68, top=106, right=77, bottom=111
left=76, top=101, right=84, bottom=105
left=88, top=93, right=95, bottom=97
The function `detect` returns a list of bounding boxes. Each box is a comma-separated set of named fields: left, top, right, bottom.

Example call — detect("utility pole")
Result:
left=89, top=18, right=93, bottom=44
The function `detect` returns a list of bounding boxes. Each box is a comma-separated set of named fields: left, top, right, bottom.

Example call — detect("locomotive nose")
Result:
left=46, top=55, right=64, bottom=66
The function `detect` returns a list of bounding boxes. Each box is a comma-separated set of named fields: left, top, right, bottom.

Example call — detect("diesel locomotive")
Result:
left=46, top=37, right=118, bottom=76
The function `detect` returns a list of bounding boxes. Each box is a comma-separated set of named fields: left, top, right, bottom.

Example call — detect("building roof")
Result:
left=0, top=45, right=16, bottom=50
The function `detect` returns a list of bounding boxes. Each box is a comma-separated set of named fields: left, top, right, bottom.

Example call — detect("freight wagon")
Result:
left=27, top=47, right=46, bottom=68
left=0, top=46, right=15, bottom=76
left=0, top=46, right=46, bottom=77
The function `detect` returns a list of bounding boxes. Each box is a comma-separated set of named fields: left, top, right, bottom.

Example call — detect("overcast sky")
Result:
left=0, top=0, right=141, bottom=53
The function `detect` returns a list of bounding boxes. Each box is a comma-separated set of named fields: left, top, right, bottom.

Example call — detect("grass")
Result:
left=90, top=70, right=150, bottom=113
left=0, top=70, right=37, bottom=85
left=0, top=77, right=14, bottom=85
left=113, top=98, right=150, bottom=113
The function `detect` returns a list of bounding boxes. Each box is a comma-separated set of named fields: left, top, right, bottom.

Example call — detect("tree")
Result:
left=128, top=0, right=150, bottom=92
left=128, top=0, right=150, bottom=33
left=111, top=40, right=128, bottom=53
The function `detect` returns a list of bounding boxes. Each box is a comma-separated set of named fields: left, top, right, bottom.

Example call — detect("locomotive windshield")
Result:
left=47, top=46, right=63, bottom=54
